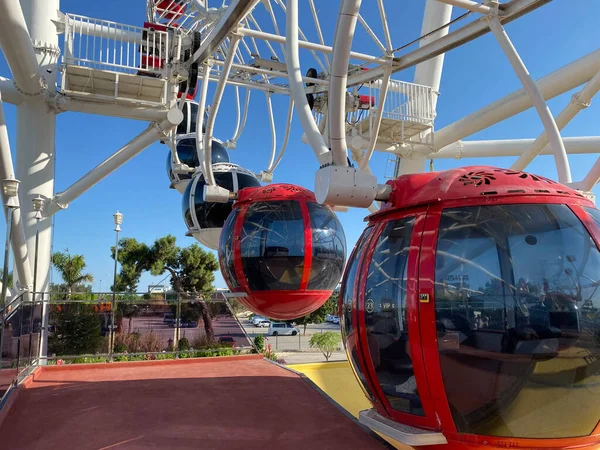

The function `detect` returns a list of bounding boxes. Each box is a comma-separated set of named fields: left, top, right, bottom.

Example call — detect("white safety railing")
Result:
left=147, top=0, right=203, bottom=34
left=368, top=79, right=436, bottom=125
left=63, top=14, right=171, bottom=75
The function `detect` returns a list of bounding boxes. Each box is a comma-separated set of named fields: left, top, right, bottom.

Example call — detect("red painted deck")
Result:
left=0, top=356, right=386, bottom=449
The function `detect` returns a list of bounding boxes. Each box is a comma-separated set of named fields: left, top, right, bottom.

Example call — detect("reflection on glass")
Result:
left=221, top=209, right=240, bottom=288
left=364, top=218, right=422, bottom=415
left=435, top=204, right=600, bottom=438
left=241, top=201, right=305, bottom=291
left=306, top=202, right=346, bottom=290
left=181, top=171, right=260, bottom=231
left=341, top=226, right=374, bottom=400
left=173, top=138, right=231, bottom=183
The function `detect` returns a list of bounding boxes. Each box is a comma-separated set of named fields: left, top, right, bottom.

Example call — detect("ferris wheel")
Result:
left=0, top=1, right=599, bottom=448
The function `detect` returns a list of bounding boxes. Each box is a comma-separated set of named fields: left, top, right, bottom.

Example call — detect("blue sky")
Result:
left=1, top=0, right=599, bottom=292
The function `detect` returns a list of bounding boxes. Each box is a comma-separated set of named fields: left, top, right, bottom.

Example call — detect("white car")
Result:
left=251, top=316, right=266, bottom=326
left=325, top=314, right=334, bottom=322
left=268, top=322, right=300, bottom=336
left=331, top=316, right=340, bottom=324
left=256, top=320, right=271, bottom=328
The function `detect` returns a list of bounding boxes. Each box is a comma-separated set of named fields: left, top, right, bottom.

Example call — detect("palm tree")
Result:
left=51, top=250, right=94, bottom=299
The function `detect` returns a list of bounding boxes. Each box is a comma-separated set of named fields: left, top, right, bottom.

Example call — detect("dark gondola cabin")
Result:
left=182, top=163, right=260, bottom=250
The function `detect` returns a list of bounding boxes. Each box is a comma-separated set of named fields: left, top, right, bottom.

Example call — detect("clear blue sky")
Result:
left=1, top=0, right=599, bottom=292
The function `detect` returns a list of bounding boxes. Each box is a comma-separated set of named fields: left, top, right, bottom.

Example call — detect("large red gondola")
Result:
left=219, top=184, right=346, bottom=320
left=342, top=166, right=600, bottom=449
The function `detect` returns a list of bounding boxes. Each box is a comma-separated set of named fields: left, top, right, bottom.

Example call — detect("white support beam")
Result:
left=309, top=0, right=548, bottom=94
left=0, top=77, right=23, bottom=105
left=0, top=0, right=43, bottom=95
left=191, top=0, right=259, bottom=65
left=428, top=136, right=600, bottom=159
left=488, top=16, right=570, bottom=183
left=58, top=98, right=173, bottom=122
left=240, top=28, right=388, bottom=65
left=579, top=157, right=600, bottom=192
left=44, top=110, right=182, bottom=217
left=434, top=0, right=491, bottom=14
left=0, top=97, right=33, bottom=291
left=328, top=0, right=361, bottom=167
left=397, top=0, right=452, bottom=176
left=434, top=48, right=600, bottom=150
left=512, top=70, right=600, bottom=171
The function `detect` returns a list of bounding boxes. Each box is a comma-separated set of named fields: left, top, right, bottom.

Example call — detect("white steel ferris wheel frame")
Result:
left=0, top=0, right=597, bottom=361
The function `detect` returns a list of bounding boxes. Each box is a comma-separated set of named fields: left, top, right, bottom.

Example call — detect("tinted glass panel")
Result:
left=237, top=173, right=262, bottom=190
left=194, top=172, right=235, bottom=229
left=211, top=141, right=230, bottom=163
left=220, top=208, right=239, bottom=288
left=241, top=201, right=305, bottom=291
left=364, top=218, right=422, bottom=415
left=436, top=204, right=600, bottom=438
left=307, top=202, right=346, bottom=290
left=177, top=103, right=208, bottom=135
left=341, top=226, right=374, bottom=400
left=584, top=206, right=600, bottom=228
left=182, top=180, right=195, bottom=229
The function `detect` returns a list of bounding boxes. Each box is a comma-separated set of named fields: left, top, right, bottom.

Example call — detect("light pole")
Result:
left=29, top=196, right=43, bottom=364
left=110, top=211, right=123, bottom=360
left=1, top=178, right=20, bottom=367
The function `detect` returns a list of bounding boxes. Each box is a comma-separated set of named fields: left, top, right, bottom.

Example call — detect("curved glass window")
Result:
left=220, top=208, right=239, bottom=288
left=177, top=103, right=208, bottom=135
left=176, top=138, right=230, bottom=176
left=435, top=204, right=600, bottom=438
left=364, top=218, right=422, bottom=415
left=240, top=201, right=305, bottom=291
left=584, top=206, right=600, bottom=229
left=237, top=173, right=262, bottom=191
left=341, top=226, right=374, bottom=400
left=182, top=180, right=195, bottom=229
left=194, top=173, right=235, bottom=229
left=306, top=202, right=347, bottom=290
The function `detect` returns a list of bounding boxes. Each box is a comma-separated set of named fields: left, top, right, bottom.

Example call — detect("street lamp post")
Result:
left=0, top=179, right=20, bottom=368
left=29, top=196, right=43, bottom=365
left=109, top=211, right=123, bottom=361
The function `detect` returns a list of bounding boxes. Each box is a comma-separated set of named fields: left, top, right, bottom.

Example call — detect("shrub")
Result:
left=191, top=335, right=214, bottom=349
left=253, top=334, right=265, bottom=353
left=141, top=331, right=162, bottom=353
left=48, top=304, right=104, bottom=356
left=178, top=337, right=190, bottom=351
left=309, top=331, right=341, bottom=362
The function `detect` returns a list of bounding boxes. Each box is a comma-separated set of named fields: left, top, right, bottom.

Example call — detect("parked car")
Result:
left=268, top=322, right=300, bottom=336
left=251, top=315, right=266, bottom=326
left=163, top=313, right=175, bottom=326
left=218, top=336, right=236, bottom=348
left=331, top=316, right=340, bottom=324
left=256, top=320, right=271, bottom=328
left=325, top=314, right=334, bottom=322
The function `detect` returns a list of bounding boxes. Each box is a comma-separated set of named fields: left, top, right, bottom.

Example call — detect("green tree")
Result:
left=111, top=238, right=151, bottom=292
left=0, top=269, right=13, bottom=289
left=149, top=237, right=218, bottom=340
left=115, top=235, right=219, bottom=340
left=286, top=293, right=339, bottom=335
left=51, top=250, right=94, bottom=299
left=48, top=304, right=104, bottom=356
left=309, top=331, right=341, bottom=362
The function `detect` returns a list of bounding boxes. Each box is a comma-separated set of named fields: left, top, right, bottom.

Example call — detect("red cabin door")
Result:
left=356, top=207, right=440, bottom=430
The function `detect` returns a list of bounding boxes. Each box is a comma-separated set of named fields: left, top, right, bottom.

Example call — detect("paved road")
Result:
left=125, top=314, right=251, bottom=349
left=239, top=317, right=342, bottom=351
